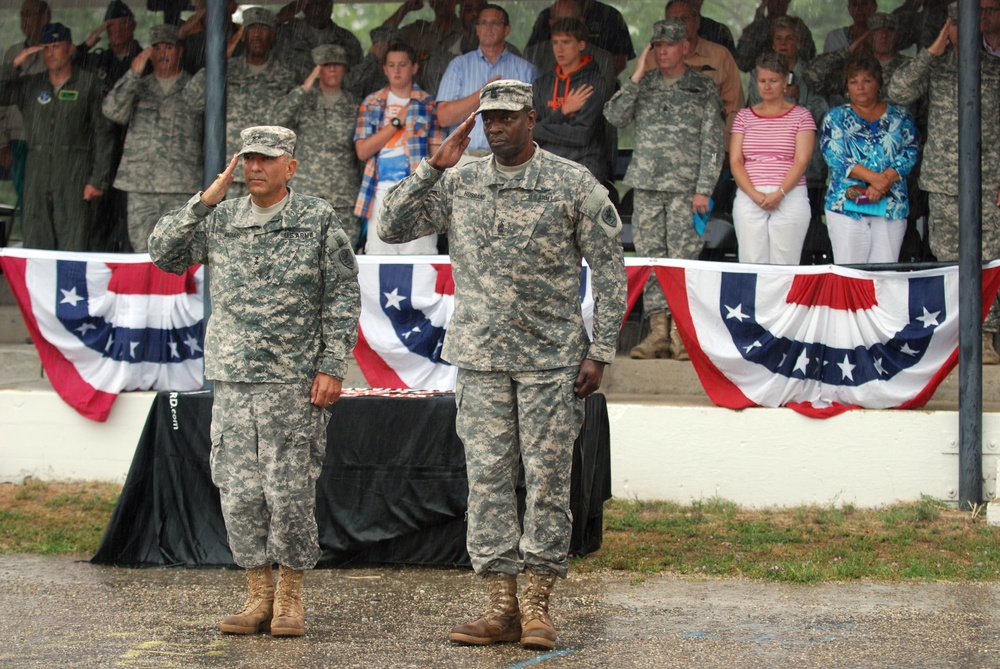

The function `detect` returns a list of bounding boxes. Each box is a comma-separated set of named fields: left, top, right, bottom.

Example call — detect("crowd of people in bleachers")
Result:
left=2, top=0, right=999, bottom=358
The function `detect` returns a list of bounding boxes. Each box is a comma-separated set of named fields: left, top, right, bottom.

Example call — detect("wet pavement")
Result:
left=1, top=555, right=998, bottom=668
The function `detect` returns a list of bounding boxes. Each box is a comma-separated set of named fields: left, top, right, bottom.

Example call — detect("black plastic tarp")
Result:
left=92, top=391, right=611, bottom=568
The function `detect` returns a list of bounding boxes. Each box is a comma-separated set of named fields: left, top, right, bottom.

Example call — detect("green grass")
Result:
left=0, top=479, right=119, bottom=555
left=576, top=497, right=1000, bottom=582
left=2, top=481, right=998, bottom=582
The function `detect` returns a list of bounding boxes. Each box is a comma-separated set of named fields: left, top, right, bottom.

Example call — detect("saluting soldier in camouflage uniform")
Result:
left=148, top=126, right=360, bottom=637
left=0, top=22, right=114, bottom=250
left=803, top=12, right=912, bottom=103
left=183, top=8, right=298, bottom=199
left=275, top=44, right=361, bottom=246
left=102, top=25, right=203, bottom=252
left=604, top=20, right=724, bottom=361
left=381, top=80, right=627, bottom=652
left=888, top=12, right=1000, bottom=363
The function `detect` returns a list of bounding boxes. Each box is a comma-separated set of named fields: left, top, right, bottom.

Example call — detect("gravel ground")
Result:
left=1, top=555, right=998, bottom=668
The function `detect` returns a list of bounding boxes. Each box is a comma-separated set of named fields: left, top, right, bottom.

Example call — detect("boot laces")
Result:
left=522, top=572, right=555, bottom=620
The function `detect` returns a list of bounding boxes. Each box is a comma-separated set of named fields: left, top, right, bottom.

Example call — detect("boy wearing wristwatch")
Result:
left=354, top=39, right=444, bottom=254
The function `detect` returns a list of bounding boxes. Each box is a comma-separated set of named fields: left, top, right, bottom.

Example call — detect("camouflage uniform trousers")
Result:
left=211, top=380, right=330, bottom=570
left=632, top=189, right=704, bottom=316
left=456, top=366, right=584, bottom=579
left=928, top=191, right=1000, bottom=332
left=125, top=192, right=192, bottom=253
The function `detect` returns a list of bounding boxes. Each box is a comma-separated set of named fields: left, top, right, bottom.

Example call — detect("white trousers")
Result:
left=733, top=185, right=811, bottom=264
left=825, top=209, right=906, bottom=265
left=366, top=183, right=438, bottom=255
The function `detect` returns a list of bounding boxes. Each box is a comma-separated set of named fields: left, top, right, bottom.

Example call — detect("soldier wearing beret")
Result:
left=381, top=80, right=627, bottom=651
left=604, top=19, right=724, bottom=361
left=276, top=43, right=361, bottom=247
left=103, top=24, right=203, bottom=252
left=149, top=126, right=361, bottom=637
left=0, top=22, right=115, bottom=250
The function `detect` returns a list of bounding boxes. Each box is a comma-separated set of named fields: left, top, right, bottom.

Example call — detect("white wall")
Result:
left=3, top=387, right=999, bottom=508
left=610, top=403, right=1000, bottom=507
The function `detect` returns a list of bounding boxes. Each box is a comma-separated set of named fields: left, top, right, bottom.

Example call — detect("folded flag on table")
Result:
left=656, top=259, right=1000, bottom=418
left=0, top=248, right=204, bottom=422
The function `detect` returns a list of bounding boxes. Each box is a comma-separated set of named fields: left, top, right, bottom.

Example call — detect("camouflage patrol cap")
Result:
left=475, top=79, right=533, bottom=114
left=40, top=22, right=71, bottom=44
left=312, top=44, right=349, bottom=65
left=242, top=7, right=277, bottom=31
left=947, top=3, right=958, bottom=21
left=867, top=12, right=898, bottom=31
left=650, top=19, right=686, bottom=44
left=149, top=24, right=180, bottom=46
left=237, top=125, right=296, bottom=158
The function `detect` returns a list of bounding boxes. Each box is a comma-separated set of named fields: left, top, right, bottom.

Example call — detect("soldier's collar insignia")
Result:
left=58, top=90, right=79, bottom=101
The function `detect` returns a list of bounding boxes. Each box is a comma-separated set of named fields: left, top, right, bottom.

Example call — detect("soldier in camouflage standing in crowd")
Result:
left=276, top=44, right=361, bottom=247
left=381, top=80, right=626, bottom=651
left=149, top=126, right=360, bottom=637
left=183, top=7, right=298, bottom=199
left=604, top=20, right=724, bottom=361
left=102, top=24, right=203, bottom=252
left=888, top=10, right=1000, bottom=364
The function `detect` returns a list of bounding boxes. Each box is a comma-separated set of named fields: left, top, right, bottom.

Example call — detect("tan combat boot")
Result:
left=270, top=565, right=306, bottom=637
left=629, top=311, right=670, bottom=359
left=520, top=568, right=558, bottom=650
left=449, top=572, right=521, bottom=645
left=670, top=319, right=690, bottom=361
left=220, top=565, right=274, bottom=635
left=985, top=332, right=1000, bottom=365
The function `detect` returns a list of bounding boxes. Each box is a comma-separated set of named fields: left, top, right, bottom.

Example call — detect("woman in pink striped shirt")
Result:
left=730, top=51, right=816, bottom=264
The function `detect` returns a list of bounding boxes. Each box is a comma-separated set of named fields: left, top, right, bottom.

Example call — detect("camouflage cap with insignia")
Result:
left=312, top=44, right=349, bottom=66
left=242, top=7, right=277, bottom=31
left=867, top=12, right=898, bottom=31
left=650, top=19, right=686, bottom=45
left=149, top=24, right=180, bottom=46
left=475, top=79, right=533, bottom=115
left=237, top=125, right=296, bottom=158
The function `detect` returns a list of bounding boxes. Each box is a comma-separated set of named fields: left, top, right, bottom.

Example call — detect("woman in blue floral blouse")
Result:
left=820, top=54, right=919, bottom=264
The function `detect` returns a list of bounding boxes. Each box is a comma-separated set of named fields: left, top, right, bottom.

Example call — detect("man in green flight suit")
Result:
left=0, top=22, right=114, bottom=250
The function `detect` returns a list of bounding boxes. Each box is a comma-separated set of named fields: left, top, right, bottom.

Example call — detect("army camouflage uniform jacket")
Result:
left=274, top=85, right=361, bottom=208
left=102, top=68, right=203, bottom=194
left=803, top=47, right=911, bottom=99
left=888, top=47, right=1000, bottom=196
left=184, top=56, right=298, bottom=157
left=603, top=67, right=725, bottom=197
left=148, top=190, right=360, bottom=383
left=379, top=148, right=627, bottom=370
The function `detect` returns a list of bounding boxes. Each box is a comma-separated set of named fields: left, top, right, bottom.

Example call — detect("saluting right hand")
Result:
left=427, top=113, right=475, bottom=171
left=631, top=43, right=651, bottom=83
left=131, top=47, right=153, bottom=75
left=928, top=19, right=953, bottom=57
left=303, top=64, right=320, bottom=90
left=201, top=153, right=239, bottom=207
left=12, top=45, right=42, bottom=70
